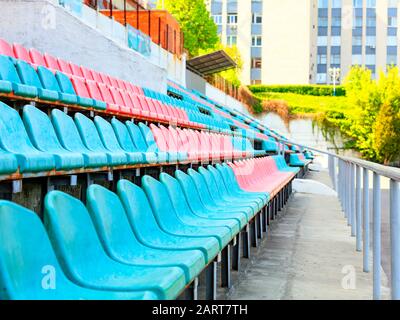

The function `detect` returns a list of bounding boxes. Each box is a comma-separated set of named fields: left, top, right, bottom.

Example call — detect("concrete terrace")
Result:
left=220, top=168, right=391, bottom=300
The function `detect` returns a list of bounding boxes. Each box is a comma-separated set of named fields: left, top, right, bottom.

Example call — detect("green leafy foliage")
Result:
left=157, top=0, right=219, bottom=57
left=249, top=84, right=346, bottom=97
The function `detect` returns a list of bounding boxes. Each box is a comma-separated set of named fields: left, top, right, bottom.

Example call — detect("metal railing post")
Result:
left=390, top=179, right=400, bottom=300
left=345, top=162, right=349, bottom=220
left=356, top=165, right=362, bottom=251
left=351, top=163, right=356, bottom=237
left=373, top=172, right=381, bottom=300
left=363, top=168, right=370, bottom=273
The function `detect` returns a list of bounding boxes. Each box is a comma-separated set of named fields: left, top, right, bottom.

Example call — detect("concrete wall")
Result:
left=205, top=83, right=247, bottom=113
left=0, top=0, right=167, bottom=92
left=185, top=70, right=206, bottom=95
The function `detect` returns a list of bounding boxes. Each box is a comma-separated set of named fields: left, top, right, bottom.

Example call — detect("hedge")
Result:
left=248, top=84, right=346, bottom=97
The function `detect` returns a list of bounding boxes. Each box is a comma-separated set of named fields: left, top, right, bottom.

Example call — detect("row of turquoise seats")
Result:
left=289, top=153, right=312, bottom=168
left=0, top=164, right=268, bottom=300
left=0, top=102, right=183, bottom=174
left=0, top=55, right=106, bottom=110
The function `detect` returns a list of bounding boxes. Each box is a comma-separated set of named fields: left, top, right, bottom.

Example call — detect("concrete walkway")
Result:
left=224, top=170, right=390, bottom=300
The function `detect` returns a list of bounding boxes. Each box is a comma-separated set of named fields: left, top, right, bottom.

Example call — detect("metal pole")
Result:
left=373, top=172, right=381, bottom=300
left=363, top=168, right=370, bottom=273
left=356, top=165, right=362, bottom=251
left=351, top=163, right=356, bottom=237
left=390, top=179, right=400, bottom=300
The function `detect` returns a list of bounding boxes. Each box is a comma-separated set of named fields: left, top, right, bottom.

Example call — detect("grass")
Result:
left=253, top=92, right=351, bottom=118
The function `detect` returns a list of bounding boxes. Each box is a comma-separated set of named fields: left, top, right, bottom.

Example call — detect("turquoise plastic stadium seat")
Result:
left=174, top=170, right=249, bottom=228
left=0, top=149, right=18, bottom=175
left=141, top=175, right=232, bottom=249
left=44, top=191, right=187, bottom=300
left=0, top=55, right=37, bottom=97
left=187, top=168, right=255, bottom=220
left=215, top=163, right=268, bottom=206
left=159, top=172, right=240, bottom=236
left=197, top=166, right=261, bottom=213
left=125, top=121, right=159, bottom=164
left=86, top=184, right=205, bottom=283
left=207, top=165, right=265, bottom=209
left=138, top=122, right=170, bottom=163
left=110, top=118, right=145, bottom=163
left=15, top=60, right=59, bottom=101
left=74, top=113, right=127, bottom=167
left=0, top=201, right=157, bottom=300
left=23, top=105, right=85, bottom=170
left=272, top=155, right=300, bottom=174
left=55, top=71, right=92, bottom=107
left=51, top=109, right=108, bottom=168
left=37, top=66, right=78, bottom=104
left=117, top=179, right=219, bottom=263
left=94, top=116, right=143, bottom=165
left=0, top=102, right=55, bottom=173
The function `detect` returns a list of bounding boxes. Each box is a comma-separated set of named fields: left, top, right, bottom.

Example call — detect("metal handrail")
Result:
left=278, top=138, right=400, bottom=300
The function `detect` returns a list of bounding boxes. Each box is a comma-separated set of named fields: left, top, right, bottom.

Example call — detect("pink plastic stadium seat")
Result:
left=0, top=38, right=15, bottom=58
left=44, top=53, right=61, bottom=71
left=13, top=44, right=32, bottom=63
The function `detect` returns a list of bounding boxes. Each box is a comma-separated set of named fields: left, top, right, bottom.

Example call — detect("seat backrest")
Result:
left=174, top=170, right=206, bottom=212
left=0, top=102, right=38, bottom=153
left=187, top=168, right=216, bottom=205
left=90, top=70, right=103, bottom=83
left=55, top=71, right=77, bottom=95
left=44, top=53, right=60, bottom=71
left=86, top=80, right=104, bottom=101
left=15, top=60, right=43, bottom=89
left=80, top=66, right=94, bottom=81
left=108, top=77, right=119, bottom=88
left=117, top=179, right=167, bottom=241
left=0, top=55, right=22, bottom=84
left=111, top=118, right=138, bottom=153
left=51, top=109, right=88, bottom=151
left=109, top=87, right=125, bottom=107
left=141, top=175, right=180, bottom=229
left=71, top=76, right=90, bottom=98
left=0, top=201, right=70, bottom=300
left=86, top=184, right=143, bottom=260
left=56, top=59, right=72, bottom=76
left=125, top=121, right=149, bottom=152
left=13, top=43, right=32, bottom=63
left=138, top=123, right=158, bottom=152
left=37, top=66, right=62, bottom=92
left=99, top=73, right=112, bottom=86
left=159, top=172, right=193, bottom=216
left=150, top=124, right=168, bottom=152
left=94, top=116, right=124, bottom=152
left=22, top=105, right=65, bottom=152
left=29, top=48, right=46, bottom=67
left=97, top=83, right=115, bottom=105
left=44, top=191, right=113, bottom=279
left=69, top=63, right=84, bottom=78
left=74, top=113, right=107, bottom=151
left=0, top=38, right=15, bottom=58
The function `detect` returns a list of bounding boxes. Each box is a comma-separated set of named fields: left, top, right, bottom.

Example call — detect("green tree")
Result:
left=157, top=0, right=219, bottom=57
left=373, top=102, right=400, bottom=164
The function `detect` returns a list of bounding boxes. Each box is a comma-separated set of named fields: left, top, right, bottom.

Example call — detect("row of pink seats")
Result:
left=70, top=75, right=198, bottom=126
left=229, top=157, right=295, bottom=197
left=150, top=124, right=247, bottom=162
left=0, top=38, right=144, bottom=96
left=0, top=38, right=201, bottom=126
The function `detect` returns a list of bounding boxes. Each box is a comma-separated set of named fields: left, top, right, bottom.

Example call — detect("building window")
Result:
left=388, top=36, right=397, bottom=46
left=353, top=0, right=363, bottom=8
left=227, top=14, right=238, bottom=25
left=352, top=35, right=362, bottom=46
left=331, top=54, right=341, bottom=65
left=366, top=0, right=376, bottom=8
left=318, top=0, right=328, bottom=8
left=365, top=54, right=376, bottom=65
left=317, top=54, right=327, bottom=64
left=387, top=53, right=398, bottom=66
left=317, top=36, right=328, bottom=46
left=252, top=35, right=262, bottom=47
left=331, top=36, right=341, bottom=46
left=251, top=57, right=262, bottom=69
left=212, top=15, right=222, bottom=25
left=316, top=73, right=327, bottom=84
left=352, top=54, right=362, bottom=65
left=388, top=16, right=397, bottom=28
left=332, top=0, right=342, bottom=8
left=226, top=35, right=237, bottom=46
left=252, top=13, right=262, bottom=24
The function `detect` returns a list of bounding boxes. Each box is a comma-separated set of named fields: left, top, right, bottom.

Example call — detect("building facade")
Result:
left=207, top=0, right=400, bottom=85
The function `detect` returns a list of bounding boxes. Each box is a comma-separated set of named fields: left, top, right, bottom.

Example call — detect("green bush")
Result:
left=248, top=85, right=346, bottom=97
